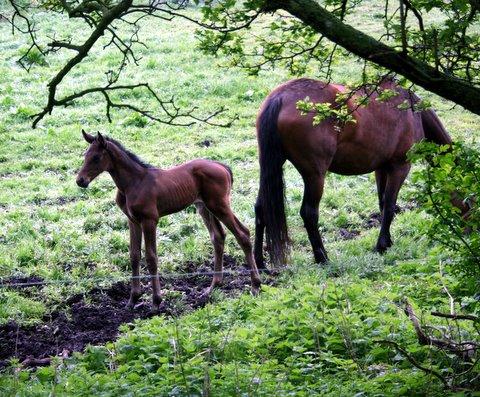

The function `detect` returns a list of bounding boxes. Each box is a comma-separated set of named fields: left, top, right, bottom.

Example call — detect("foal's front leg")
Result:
left=142, top=218, right=162, bottom=310
left=126, top=220, right=143, bottom=309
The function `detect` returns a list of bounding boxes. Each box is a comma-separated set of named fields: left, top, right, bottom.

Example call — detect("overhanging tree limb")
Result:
left=266, top=0, right=480, bottom=115
left=32, top=0, right=134, bottom=128
left=5, top=0, right=233, bottom=128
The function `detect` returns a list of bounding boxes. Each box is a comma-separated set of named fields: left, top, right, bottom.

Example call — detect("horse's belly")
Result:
left=329, top=145, right=387, bottom=175
left=328, top=161, right=376, bottom=176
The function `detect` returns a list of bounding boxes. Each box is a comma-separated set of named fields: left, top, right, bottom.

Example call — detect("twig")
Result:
left=431, top=312, right=479, bottom=322
left=376, top=339, right=449, bottom=388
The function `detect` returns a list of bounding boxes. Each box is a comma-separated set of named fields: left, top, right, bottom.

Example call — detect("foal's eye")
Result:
left=92, top=155, right=100, bottom=162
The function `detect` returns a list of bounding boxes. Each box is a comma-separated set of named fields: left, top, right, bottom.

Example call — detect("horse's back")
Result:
left=265, top=78, right=424, bottom=175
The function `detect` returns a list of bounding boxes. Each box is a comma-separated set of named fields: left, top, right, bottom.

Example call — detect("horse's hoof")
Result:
left=375, top=246, right=386, bottom=254
left=375, top=244, right=392, bottom=254
left=375, top=235, right=392, bottom=254
left=314, top=252, right=329, bottom=264
left=251, top=285, right=261, bottom=296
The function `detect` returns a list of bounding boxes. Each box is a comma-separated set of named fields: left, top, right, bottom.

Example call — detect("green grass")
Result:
left=0, top=3, right=479, bottom=396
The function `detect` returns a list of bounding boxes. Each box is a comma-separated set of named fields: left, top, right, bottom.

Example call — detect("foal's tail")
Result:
left=216, top=161, right=233, bottom=185
left=257, top=95, right=289, bottom=266
left=421, top=109, right=452, bottom=145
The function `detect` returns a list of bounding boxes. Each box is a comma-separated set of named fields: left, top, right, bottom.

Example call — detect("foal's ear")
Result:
left=82, top=129, right=95, bottom=144
left=97, top=132, right=107, bottom=148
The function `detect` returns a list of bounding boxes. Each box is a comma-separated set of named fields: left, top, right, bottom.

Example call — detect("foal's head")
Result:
left=76, top=130, right=113, bottom=188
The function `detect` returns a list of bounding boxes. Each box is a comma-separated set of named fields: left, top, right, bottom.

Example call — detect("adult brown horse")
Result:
left=76, top=130, right=261, bottom=309
left=254, top=78, right=452, bottom=268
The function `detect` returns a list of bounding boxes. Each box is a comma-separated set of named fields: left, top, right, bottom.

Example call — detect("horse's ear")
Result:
left=97, top=132, right=107, bottom=148
left=82, top=129, right=95, bottom=143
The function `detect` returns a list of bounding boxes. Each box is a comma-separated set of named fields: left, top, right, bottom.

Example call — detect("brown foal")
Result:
left=254, top=78, right=453, bottom=267
left=76, top=130, right=261, bottom=309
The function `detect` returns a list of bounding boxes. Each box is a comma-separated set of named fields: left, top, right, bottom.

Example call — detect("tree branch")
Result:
left=267, top=0, right=480, bottom=115
left=32, top=0, right=134, bottom=128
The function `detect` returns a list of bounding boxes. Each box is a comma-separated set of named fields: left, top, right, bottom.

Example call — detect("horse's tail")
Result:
left=421, top=109, right=452, bottom=145
left=257, top=95, right=289, bottom=266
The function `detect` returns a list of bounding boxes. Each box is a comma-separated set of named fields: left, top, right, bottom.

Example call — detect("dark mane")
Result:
left=105, top=136, right=153, bottom=169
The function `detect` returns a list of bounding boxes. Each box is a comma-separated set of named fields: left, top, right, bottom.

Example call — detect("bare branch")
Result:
left=404, top=301, right=477, bottom=360
left=376, top=340, right=449, bottom=388
left=431, top=312, right=480, bottom=322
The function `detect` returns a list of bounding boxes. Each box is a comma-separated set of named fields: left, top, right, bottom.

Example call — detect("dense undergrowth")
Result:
left=0, top=2, right=480, bottom=396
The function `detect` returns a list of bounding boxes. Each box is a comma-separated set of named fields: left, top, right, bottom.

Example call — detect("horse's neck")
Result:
left=108, top=148, right=146, bottom=193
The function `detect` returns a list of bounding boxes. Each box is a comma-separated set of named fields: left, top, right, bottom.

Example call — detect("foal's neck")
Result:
left=107, top=146, right=147, bottom=193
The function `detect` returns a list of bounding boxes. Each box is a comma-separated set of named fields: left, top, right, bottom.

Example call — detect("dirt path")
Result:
left=0, top=256, right=273, bottom=369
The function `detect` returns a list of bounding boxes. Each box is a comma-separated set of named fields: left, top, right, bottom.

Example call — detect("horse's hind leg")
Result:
left=196, top=202, right=226, bottom=296
left=376, top=163, right=410, bottom=253
left=375, top=169, right=387, bottom=212
left=300, top=171, right=328, bottom=264
left=205, top=201, right=261, bottom=295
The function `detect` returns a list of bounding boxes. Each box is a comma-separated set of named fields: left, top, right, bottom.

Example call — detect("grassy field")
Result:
left=0, top=2, right=479, bottom=396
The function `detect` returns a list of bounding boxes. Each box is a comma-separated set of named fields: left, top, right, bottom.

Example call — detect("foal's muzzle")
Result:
left=76, top=176, right=90, bottom=188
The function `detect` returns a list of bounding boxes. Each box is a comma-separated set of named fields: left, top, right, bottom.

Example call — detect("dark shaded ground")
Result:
left=339, top=203, right=417, bottom=239
left=338, top=228, right=360, bottom=240
left=0, top=256, right=274, bottom=369
left=0, top=275, right=44, bottom=290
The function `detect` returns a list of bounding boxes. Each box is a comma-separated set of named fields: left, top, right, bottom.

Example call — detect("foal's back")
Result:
left=145, top=159, right=233, bottom=217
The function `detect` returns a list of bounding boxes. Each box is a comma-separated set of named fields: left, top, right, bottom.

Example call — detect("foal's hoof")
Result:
left=149, top=300, right=162, bottom=313
left=257, top=266, right=271, bottom=275
left=251, top=285, right=260, bottom=296
left=150, top=295, right=163, bottom=313
left=199, top=287, right=214, bottom=300
left=126, top=299, right=140, bottom=310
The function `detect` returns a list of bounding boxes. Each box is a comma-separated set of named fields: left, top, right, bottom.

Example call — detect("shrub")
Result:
left=408, top=141, right=480, bottom=280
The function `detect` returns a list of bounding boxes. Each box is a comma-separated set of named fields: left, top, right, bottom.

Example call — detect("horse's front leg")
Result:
left=142, top=218, right=162, bottom=310
left=126, top=220, right=143, bottom=309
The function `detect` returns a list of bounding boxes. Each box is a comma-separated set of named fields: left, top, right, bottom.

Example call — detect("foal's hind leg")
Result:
left=376, top=163, right=410, bottom=253
left=205, top=201, right=261, bottom=295
left=300, top=172, right=328, bottom=263
left=254, top=195, right=267, bottom=271
left=196, top=202, right=226, bottom=296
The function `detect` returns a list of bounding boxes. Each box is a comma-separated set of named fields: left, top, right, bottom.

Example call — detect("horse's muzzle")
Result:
left=76, top=177, right=89, bottom=188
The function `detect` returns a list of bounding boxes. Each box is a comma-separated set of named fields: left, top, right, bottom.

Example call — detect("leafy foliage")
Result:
left=409, top=142, right=480, bottom=280
left=1, top=276, right=473, bottom=396
left=296, top=96, right=356, bottom=126
left=197, top=0, right=479, bottom=85
left=195, top=0, right=480, bottom=115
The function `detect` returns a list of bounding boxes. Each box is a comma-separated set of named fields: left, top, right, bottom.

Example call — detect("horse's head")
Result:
left=76, top=130, right=113, bottom=188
